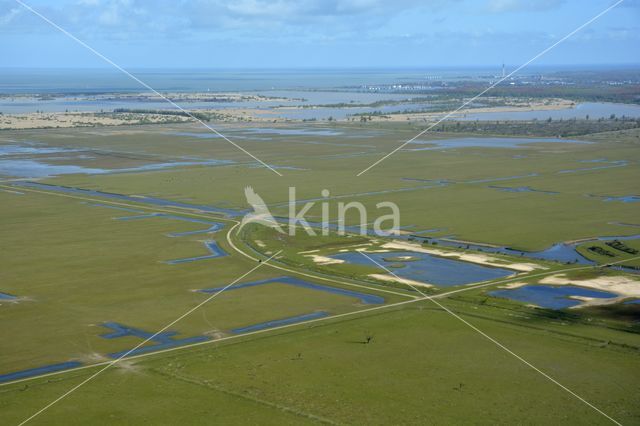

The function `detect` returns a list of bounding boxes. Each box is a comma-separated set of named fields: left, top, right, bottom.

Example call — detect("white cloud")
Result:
left=486, top=0, right=565, bottom=13
left=76, top=0, right=101, bottom=6
left=0, top=6, right=19, bottom=26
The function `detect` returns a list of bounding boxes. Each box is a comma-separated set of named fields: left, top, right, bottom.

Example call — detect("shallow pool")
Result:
left=406, top=137, right=589, bottom=151
left=165, top=241, right=228, bottom=264
left=331, top=251, right=513, bottom=287
left=458, top=102, right=640, bottom=121
left=489, top=285, right=617, bottom=309
left=0, top=292, right=17, bottom=300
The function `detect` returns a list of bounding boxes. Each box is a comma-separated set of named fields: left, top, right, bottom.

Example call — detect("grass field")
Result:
left=2, top=299, right=639, bottom=424
left=577, top=239, right=640, bottom=268
left=1, top=121, right=639, bottom=424
left=0, top=189, right=399, bottom=376
left=14, top=123, right=637, bottom=250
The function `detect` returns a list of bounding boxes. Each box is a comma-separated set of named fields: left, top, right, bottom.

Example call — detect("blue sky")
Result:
left=1, top=0, right=638, bottom=68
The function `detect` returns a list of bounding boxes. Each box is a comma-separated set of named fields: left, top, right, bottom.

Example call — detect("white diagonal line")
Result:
left=357, top=251, right=621, bottom=425
left=14, top=0, right=282, bottom=177
left=357, top=251, right=430, bottom=297
left=2, top=254, right=639, bottom=390
left=356, top=0, right=625, bottom=176
left=18, top=250, right=282, bottom=426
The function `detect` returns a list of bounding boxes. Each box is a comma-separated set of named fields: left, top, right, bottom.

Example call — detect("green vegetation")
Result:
left=606, top=240, right=639, bottom=255
left=239, top=223, right=418, bottom=294
left=577, top=239, right=640, bottom=268
left=0, top=191, right=395, bottom=377
left=1, top=118, right=639, bottom=424
left=384, top=78, right=640, bottom=104
left=19, top=124, right=636, bottom=251
left=2, top=294, right=639, bottom=424
left=110, top=108, right=220, bottom=121
left=588, top=246, right=616, bottom=257
left=410, top=118, right=640, bottom=137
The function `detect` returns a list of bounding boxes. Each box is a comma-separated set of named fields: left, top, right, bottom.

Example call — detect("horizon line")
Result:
left=1, top=63, right=640, bottom=71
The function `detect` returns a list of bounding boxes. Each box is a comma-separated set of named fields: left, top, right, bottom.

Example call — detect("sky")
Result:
left=0, top=0, right=639, bottom=68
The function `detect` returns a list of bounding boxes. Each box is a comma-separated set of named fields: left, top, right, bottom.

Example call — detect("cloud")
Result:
left=181, top=0, right=439, bottom=32
left=0, top=6, right=20, bottom=26
left=197, top=0, right=426, bottom=19
left=1, top=0, right=449, bottom=38
left=2, top=0, right=635, bottom=61
left=486, top=0, right=565, bottom=13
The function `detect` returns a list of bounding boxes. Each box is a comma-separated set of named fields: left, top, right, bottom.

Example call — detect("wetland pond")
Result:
left=489, top=285, right=617, bottom=309
left=406, top=137, right=589, bottom=150
left=330, top=251, right=513, bottom=287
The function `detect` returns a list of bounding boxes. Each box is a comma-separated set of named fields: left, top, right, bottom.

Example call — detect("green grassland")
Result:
left=239, top=223, right=569, bottom=294
left=240, top=224, right=399, bottom=287
left=576, top=239, right=640, bottom=268
left=0, top=189, right=396, bottom=377
left=1, top=121, right=639, bottom=424
left=15, top=123, right=638, bottom=251
left=2, top=297, right=639, bottom=424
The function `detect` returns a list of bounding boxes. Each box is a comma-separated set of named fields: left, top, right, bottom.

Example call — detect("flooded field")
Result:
left=330, top=250, right=514, bottom=287
left=489, top=285, right=617, bottom=309
left=405, top=137, right=590, bottom=150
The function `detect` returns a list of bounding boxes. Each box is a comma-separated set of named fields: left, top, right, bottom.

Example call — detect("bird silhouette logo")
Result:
left=240, top=186, right=285, bottom=233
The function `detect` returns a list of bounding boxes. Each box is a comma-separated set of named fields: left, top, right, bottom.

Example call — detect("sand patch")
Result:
left=540, top=274, right=640, bottom=298
left=346, top=243, right=374, bottom=248
left=369, top=273, right=433, bottom=288
left=567, top=295, right=629, bottom=309
left=499, top=281, right=529, bottom=289
left=204, top=329, right=226, bottom=340
left=254, top=240, right=266, bottom=248
left=115, top=360, right=141, bottom=373
left=305, top=254, right=345, bottom=265
left=0, top=111, right=192, bottom=130
left=298, top=249, right=320, bottom=254
left=356, top=247, right=390, bottom=253
left=381, top=241, right=545, bottom=272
